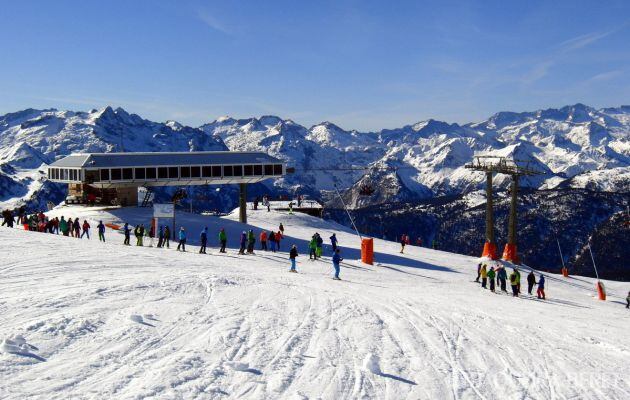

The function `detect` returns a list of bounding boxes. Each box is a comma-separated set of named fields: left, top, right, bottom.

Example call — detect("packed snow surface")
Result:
left=1, top=206, right=629, bottom=399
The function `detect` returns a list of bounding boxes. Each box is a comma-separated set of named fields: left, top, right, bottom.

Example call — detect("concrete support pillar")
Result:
left=502, top=175, right=519, bottom=263
left=239, top=183, right=247, bottom=224
left=482, top=172, right=497, bottom=259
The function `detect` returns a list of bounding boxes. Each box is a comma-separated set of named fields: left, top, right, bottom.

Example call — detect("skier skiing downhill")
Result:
left=332, top=249, right=343, bottom=280
left=289, top=245, right=298, bottom=272
left=199, top=227, right=208, bottom=254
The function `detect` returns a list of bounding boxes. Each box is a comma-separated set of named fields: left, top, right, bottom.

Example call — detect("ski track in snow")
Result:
left=0, top=206, right=629, bottom=399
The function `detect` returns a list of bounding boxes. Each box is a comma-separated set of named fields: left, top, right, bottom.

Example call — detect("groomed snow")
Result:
left=1, top=206, right=629, bottom=399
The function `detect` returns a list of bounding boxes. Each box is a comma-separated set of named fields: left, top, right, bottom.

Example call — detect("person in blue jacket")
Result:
left=238, top=231, right=247, bottom=255
left=332, top=249, right=343, bottom=280
left=330, top=233, right=338, bottom=253
left=537, top=274, right=546, bottom=300
left=177, top=227, right=187, bottom=252
left=199, top=227, right=208, bottom=254
left=97, top=221, right=106, bottom=242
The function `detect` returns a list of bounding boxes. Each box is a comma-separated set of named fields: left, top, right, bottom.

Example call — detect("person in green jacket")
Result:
left=246, top=229, right=256, bottom=254
left=487, top=267, right=496, bottom=292
left=514, top=268, right=521, bottom=294
left=309, top=235, right=317, bottom=260
left=59, top=216, right=69, bottom=236
left=219, top=228, right=227, bottom=253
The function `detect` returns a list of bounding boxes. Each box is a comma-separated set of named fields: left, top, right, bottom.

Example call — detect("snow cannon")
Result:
left=502, top=243, right=519, bottom=264
left=482, top=242, right=498, bottom=260
left=596, top=281, right=606, bottom=301
left=361, top=238, right=374, bottom=265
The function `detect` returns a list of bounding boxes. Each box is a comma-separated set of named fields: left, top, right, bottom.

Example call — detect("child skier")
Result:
left=97, top=221, right=105, bottom=242
left=488, top=266, right=496, bottom=292
left=537, top=274, right=546, bottom=300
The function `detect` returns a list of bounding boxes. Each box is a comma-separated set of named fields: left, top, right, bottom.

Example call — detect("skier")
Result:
left=316, top=233, right=323, bottom=258
left=509, top=269, right=519, bottom=297
left=480, top=264, right=488, bottom=289
left=269, top=231, right=277, bottom=252
left=332, top=249, right=343, bottom=280
left=238, top=231, right=247, bottom=255
left=164, top=226, right=171, bottom=248
left=60, top=216, right=69, bottom=237
left=123, top=223, right=131, bottom=245
left=260, top=230, right=268, bottom=251
left=475, top=263, right=482, bottom=283
left=400, top=234, right=407, bottom=254
left=515, top=268, right=521, bottom=294
left=52, top=217, right=59, bottom=234
left=199, top=227, right=208, bottom=254
left=136, top=224, right=145, bottom=246
left=148, top=224, right=155, bottom=247
left=219, top=228, right=227, bottom=253
left=288, top=202, right=294, bottom=215
left=527, top=271, right=536, bottom=295
left=73, top=218, right=81, bottom=238
left=81, top=220, right=90, bottom=239
left=497, top=265, right=508, bottom=292
left=157, top=226, right=164, bottom=248
left=254, top=197, right=259, bottom=210
left=247, top=229, right=255, bottom=254
left=276, top=230, right=283, bottom=251
left=537, top=274, right=546, bottom=300
left=67, top=217, right=74, bottom=236
left=309, top=235, right=317, bottom=260
left=279, top=223, right=284, bottom=236
left=488, top=266, right=496, bottom=292
left=289, top=244, right=298, bottom=272
left=330, top=233, right=338, bottom=252
left=97, top=220, right=105, bottom=242
left=626, top=291, right=630, bottom=309
left=176, top=227, right=186, bottom=251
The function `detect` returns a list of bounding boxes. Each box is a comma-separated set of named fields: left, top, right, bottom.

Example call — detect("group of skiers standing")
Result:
left=477, top=263, right=546, bottom=299
left=399, top=234, right=438, bottom=254
left=1, top=209, right=108, bottom=242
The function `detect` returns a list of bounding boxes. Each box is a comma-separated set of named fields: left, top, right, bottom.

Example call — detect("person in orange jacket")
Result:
left=260, top=230, right=268, bottom=251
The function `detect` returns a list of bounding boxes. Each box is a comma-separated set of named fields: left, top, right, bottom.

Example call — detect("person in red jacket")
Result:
left=260, top=230, right=268, bottom=251
left=81, top=220, right=91, bottom=239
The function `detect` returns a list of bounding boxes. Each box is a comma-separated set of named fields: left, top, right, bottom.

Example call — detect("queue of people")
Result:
left=477, top=262, right=546, bottom=299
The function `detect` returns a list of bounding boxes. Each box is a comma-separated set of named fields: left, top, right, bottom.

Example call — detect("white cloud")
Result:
left=196, top=10, right=231, bottom=34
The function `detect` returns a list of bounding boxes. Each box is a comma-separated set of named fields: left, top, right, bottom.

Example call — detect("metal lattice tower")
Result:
left=465, top=156, right=544, bottom=263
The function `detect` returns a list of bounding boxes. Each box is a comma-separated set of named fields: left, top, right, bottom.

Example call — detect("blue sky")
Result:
left=1, top=0, right=629, bottom=130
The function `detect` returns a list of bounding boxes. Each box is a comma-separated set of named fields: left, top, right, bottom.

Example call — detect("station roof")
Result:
left=50, top=151, right=283, bottom=168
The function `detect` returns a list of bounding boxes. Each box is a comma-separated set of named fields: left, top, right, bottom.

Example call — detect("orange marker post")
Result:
left=361, top=238, right=374, bottom=265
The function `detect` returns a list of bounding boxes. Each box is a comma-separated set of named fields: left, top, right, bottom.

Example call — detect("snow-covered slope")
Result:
left=1, top=207, right=628, bottom=399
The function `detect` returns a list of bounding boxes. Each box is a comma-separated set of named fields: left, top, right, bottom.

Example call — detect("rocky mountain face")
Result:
left=0, top=104, right=628, bottom=278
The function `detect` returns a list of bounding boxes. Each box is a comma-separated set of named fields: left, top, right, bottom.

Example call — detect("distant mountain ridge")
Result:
left=0, top=103, right=628, bottom=211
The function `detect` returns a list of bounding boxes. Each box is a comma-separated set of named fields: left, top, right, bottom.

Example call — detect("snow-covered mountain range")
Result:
left=1, top=103, right=628, bottom=210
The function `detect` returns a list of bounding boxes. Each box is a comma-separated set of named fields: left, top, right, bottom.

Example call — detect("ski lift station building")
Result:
left=47, top=151, right=287, bottom=223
